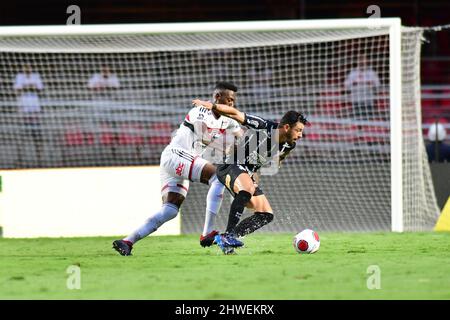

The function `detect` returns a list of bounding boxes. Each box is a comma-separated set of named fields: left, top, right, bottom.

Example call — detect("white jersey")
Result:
left=159, top=106, right=241, bottom=196
left=87, top=73, right=120, bottom=89
left=344, top=67, right=380, bottom=104
left=168, top=106, right=241, bottom=158
left=13, top=72, right=44, bottom=113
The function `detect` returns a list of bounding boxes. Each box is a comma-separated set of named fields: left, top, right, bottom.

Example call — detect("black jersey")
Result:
left=225, top=113, right=296, bottom=173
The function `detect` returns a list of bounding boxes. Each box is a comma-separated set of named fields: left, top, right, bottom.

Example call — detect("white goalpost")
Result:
left=387, top=20, right=403, bottom=232
left=0, top=19, right=440, bottom=234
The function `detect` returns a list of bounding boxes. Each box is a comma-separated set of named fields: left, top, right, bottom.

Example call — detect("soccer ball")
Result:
left=293, top=229, right=320, bottom=254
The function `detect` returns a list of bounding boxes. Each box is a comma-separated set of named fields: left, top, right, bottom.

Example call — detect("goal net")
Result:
left=0, top=20, right=440, bottom=232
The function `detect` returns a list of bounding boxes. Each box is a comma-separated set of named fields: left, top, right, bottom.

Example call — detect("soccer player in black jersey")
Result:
left=192, top=98, right=308, bottom=254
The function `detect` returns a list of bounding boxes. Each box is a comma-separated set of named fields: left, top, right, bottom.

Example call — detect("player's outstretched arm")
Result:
left=192, top=99, right=245, bottom=124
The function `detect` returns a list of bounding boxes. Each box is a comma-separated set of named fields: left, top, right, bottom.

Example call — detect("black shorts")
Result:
left=216, top=164, right=264, bottom=197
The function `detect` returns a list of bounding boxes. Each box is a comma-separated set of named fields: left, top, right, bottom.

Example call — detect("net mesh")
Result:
left=0, top=25, right=439, bottom=232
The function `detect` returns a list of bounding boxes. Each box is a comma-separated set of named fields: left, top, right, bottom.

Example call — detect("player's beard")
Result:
left=286, top=130, right=296, bottom=144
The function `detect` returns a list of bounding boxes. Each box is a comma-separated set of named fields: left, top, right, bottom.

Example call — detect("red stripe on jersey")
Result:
left=186, top=114, right=190, bottom=121
left=176, top=184, right=189, bottom=192
left=161, top=183, right=189, bottom=192
left=188, top=156, right=199, bottom=181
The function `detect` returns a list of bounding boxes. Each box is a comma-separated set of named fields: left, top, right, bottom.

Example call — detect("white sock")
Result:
left=202, top=174, right=224, bottom=236
left=202, top=209, right=217, bottom=237
left=124, top=203, right=179, bottom=244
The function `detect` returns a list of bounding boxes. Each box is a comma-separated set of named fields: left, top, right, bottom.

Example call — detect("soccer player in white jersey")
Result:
left=113, top=82, right=242, bottom=256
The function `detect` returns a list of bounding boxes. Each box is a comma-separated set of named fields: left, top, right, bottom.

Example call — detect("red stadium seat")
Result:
left=317, top=90, right=345, bottom=117
left=64, top=126, right=94, bottom=146
left=64, top=128, right=84, bottom=146
left=441, top=89, right=450, bottom=110
left=358, top=124, right=389, bottom=145
left=305, top=122, right=321, bottom=141
left=118, top=123, right=145, bottom=146
left=309, top=121, right=357, bottom=143
left=99, top=123, right=115, bottom=146
left=148, top=122, right=173, bottom=145
left=421, top=88, right=437, bottom=109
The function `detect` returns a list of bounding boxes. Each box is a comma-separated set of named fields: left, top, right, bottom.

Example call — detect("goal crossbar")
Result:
left=0, top=18, right=402, bottom=36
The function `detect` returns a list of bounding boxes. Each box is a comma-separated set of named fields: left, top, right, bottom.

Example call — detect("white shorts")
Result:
left=160, top=147, right=209, bottom=197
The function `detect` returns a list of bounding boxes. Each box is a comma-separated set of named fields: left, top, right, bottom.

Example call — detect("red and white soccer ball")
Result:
left=293, top=229, right=320, bottom=254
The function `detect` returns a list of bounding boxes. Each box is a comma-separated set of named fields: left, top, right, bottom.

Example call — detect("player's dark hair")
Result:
left=279, top=111, right=309, bottom=127
left=215, top=81, right=238, bottom=92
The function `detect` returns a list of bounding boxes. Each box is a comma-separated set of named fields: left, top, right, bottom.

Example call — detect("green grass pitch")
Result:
left=1, top=232, right=449, bottom=299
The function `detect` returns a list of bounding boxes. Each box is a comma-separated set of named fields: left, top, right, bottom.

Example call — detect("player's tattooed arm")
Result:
left=192, top=99, right=246, bottom=124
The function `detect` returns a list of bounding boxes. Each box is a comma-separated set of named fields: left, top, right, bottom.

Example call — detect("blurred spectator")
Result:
left=344, top=54, right=380, bottom=120
left=87, top=65, right=122, bottom=156
left=13, top=64, right=44, bottom=164
left=87, top=65, right=120, bottom=98
left=426, top=123, right=450, bottom=162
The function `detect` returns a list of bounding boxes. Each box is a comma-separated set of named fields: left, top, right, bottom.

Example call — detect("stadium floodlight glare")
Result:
left=0, top=19, right=439, bottom=232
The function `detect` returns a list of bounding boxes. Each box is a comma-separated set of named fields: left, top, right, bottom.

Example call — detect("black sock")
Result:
left=226, top=190, right=252, bottom=234
left=235, top=212, right=274, bottom=237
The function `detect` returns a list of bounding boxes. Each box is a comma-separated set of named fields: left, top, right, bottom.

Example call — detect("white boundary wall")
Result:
left=0, top=166, right=179, bottom=238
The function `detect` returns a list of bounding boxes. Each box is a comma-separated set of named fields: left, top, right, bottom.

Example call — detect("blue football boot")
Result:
left=214, top=234, right=235, bottom=255
left=223, top=233, right=244, bottom=248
